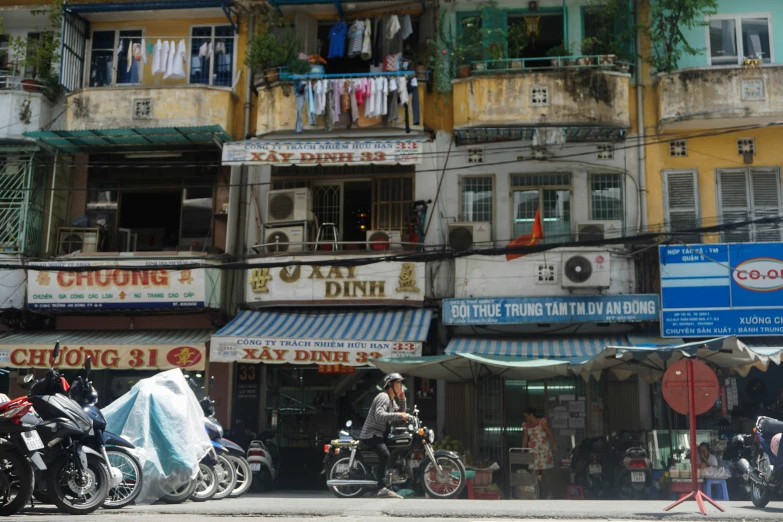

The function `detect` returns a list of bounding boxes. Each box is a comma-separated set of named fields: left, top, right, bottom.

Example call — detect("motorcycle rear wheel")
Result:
left=0, top=449, right=34, bottom=516
left=751, top=482, right=770, bottom=508
left=327, top=457, right=368, bottom=498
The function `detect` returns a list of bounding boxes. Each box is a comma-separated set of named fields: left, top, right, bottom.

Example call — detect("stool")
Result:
left=566, top=484, right=584, bottom=500
left=704, top=479, right=729, bottom=501
left=465, top=479, right=475, bottom=499
left=315, top=223, right=339, bottom=251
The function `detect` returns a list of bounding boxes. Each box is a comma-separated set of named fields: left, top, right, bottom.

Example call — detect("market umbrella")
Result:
left=370, top=353, right=570, bottom=383
left=572, top=335, right=776, bottom=383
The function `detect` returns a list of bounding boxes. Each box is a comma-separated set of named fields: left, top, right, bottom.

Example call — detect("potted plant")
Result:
left=307, top=52, right=327, bottom=75
left=507, top=22, right=528, bottom=70
left=580, top=37, right=602, bottom=65
left=287, top=58, right=312, bottom=76
left=546, top=44, right=568, bottom=67
left=7, top=0, right=62, bottom=96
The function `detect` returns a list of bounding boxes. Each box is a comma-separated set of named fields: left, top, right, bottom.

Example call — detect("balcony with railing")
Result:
left=0, top=72, right=62, bottom=140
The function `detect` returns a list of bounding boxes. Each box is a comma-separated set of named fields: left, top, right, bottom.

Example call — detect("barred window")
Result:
left=590, top=173, right=624, bottom=221
left=460, top=176, right=493, bottom=224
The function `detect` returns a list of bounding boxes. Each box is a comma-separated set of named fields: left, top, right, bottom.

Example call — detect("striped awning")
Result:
left=445, top=336, right=631, bottom=362
left=210, top=309, right=433, bottom=365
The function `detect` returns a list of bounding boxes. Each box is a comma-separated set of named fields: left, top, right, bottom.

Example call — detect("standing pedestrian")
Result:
left=522, top=407, right=557, bottom=499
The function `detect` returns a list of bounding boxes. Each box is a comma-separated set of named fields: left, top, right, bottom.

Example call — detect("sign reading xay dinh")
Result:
left=245, top=257, right=424, bottom=304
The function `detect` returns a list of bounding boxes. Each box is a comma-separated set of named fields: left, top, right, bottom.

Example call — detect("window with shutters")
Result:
left=663, top=170, right=700, bottom=242
left=717, top=168, right=782, bottom=243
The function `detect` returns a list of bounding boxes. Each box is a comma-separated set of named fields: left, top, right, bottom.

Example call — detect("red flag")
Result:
left=505, top=208, right=544, bottom=261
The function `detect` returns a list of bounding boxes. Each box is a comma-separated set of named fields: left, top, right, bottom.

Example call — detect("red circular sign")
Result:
left=167, top=346, right=202, bottom=368
left=662, top=359, right=719, bottom=416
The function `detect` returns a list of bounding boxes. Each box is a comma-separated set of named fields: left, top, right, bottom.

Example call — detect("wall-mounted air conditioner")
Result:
left=561, top=251, right=611, bottom=288
left=265, top=188, right=312, bottom=224
left=264, top=226, right=305, bottom=253
left=366, top=230, right=402, bottom=251
left=576, top=220, right=623, bottom=241
left=447, top=222, right=491, bottom=251
left=57, top=227, right=103, bottom=255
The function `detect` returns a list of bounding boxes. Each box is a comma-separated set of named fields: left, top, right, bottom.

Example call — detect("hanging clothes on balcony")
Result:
left=399, top=15, right=413, bottom=41
left=324, top=81, right=335, bottom=132
left=295, top=80, right=306, bottom=134
left=170, top=39, right=187, bottom=79
left=361, top=19, right=373, bottom=61
left=328, top=21, right=347, bottom=58
left=347, top=20, right=364, bottom=57
left=372, top=18, right=383, bottom=67
left=163, top=40, right=175, bottom=79
left=385, top=15, right=400, bottom=40
left=409, top=77, right=419, bottom=126
left=386, top=77, right=399, bottom=123
left=153, top=40, right=165, bottom=76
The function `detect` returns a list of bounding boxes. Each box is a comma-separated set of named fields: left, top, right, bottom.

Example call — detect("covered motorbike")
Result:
left=322, top=406, right=466, bottom=499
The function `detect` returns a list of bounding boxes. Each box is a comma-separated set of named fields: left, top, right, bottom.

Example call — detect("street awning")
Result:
left=371, top=353, right=570, bottom=382
left=0, top=329, right=210, bottom=371
left=24, top=125, right=232, bottom=153
left=445, top=335, right=632, bottom=363
left=740, top=337, right=783, bottom=363
left=210, top=309, right=433, bottom=366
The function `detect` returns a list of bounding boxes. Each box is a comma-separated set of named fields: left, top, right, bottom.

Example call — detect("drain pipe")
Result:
left=635, top=0, right=647, bottom=233
left=244, top=14, right=255, bottom=140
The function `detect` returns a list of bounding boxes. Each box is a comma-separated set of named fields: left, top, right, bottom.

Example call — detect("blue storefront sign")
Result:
left=442, top=295, right=659, bottom=325
left=660, top=242, right=783, bottom=337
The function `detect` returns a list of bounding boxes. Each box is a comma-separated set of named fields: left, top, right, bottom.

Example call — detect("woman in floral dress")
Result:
left=522, top=407, right=557, bottom=499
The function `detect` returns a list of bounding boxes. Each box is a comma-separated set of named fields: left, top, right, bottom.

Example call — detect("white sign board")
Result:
left=28, top=260, right=207, bottom=310
left=245, top=257, right=425, bottom=305
left=210, top=337, right=421, bottom=366
left=222, top=139, right=423, bottom=166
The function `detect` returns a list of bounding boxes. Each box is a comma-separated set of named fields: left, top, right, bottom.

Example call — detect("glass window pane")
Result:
left=709, top=19, right=737, bottom=64
left=190, top=26, right=213, bottom=85
left=591, top=174, right=624, bottom=221
left=461, top=176, right=493, bottom=224
left=513, top=190, right=538, bottom=238
left=213, top=26, right=234, bottom=87
left=742, top=18, right=771, bottom=63
left=543, top=189, right=570, bottom=243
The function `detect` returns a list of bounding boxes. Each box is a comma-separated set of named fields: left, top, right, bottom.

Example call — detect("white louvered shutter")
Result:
left=664, top=170, right=700, bottom=242
left=718, top=169, right=751, bottom=243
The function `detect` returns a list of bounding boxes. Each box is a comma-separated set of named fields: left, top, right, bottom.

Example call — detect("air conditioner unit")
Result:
left=577, top=220, right=623, bottom=241
left=366, top=230, right=402, bottom=251
left=448, top=222, right=491, bottom=251
left=561, top=251, right=611, bottom=288
left=264, top=226, right=305, bottom=253
left=266, top=188, right=312, bottom=224
left=57, top=227, right=103, bottom=255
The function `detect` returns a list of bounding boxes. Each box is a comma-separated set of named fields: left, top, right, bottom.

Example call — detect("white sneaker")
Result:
left=378, top=487, right=403, bottom=499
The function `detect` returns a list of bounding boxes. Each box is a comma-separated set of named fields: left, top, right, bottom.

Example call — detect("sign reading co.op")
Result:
left=222, top=139, right=424, bottom=166
left=443, top=295, right=659, bottom=325
left=660, top=242, right=783, bottom=337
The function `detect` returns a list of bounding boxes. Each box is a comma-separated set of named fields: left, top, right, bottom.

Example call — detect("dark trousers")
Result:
left=362, top=436, right=390, bottom=489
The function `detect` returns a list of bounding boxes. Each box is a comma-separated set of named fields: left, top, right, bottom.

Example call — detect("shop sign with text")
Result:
left=0, top=344, right=205, bottom=370
left=27, top=260, right=208, bottom=310
left=246, top=257, right=424, bottom=305
left=210, top=338, right=421, bottom=366
left=443, top=295, right=660, bottom=325
left=222, top=139, right=423, bottom=166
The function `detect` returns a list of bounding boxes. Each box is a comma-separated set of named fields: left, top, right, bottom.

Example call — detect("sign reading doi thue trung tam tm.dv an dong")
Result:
left=442, top=295, right=660, bottom=325
left=27, top=260, right=208, bottom=309
left=222, top=139, right=424, bottom=166
left=660, top=242, right=783, bottom=337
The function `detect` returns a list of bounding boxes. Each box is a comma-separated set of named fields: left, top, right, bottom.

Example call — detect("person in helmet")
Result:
left=359, top=373, right=410, bottom=499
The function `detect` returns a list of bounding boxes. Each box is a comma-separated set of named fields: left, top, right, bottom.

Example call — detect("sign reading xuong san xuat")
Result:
left=246, top=258, right=424, bottom=304
left=27, top=261, right=207, bottom=309
left=222, top=139, right=423, bottom=166
left=210, top=338, right=420, bottom=366
left=0, top=344, right=205, bottom=370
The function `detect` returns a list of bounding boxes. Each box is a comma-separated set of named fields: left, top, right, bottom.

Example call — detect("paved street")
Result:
left=11, top=493, right=783, bottom=521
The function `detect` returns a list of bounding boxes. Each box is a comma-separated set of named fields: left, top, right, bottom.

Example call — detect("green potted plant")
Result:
left=287, top=58, right=312, bottom=76
left=580, top=37, right=602, bottom=65
left=546, top=44, right=569, bottom=67
left=507, top=22, right=528, bottom=69
left=246, top=31, right=285, bottom=85
left=7, top=0, right=62, bottom=95
left=487, top=42, right=505, bottom=70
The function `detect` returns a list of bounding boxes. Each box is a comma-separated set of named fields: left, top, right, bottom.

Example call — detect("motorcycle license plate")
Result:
left=22, top=430, right=44, bottom=451
left=588, top=464, right=602, bottom=475
left=631, top=472, right=645, bottom=483
left=250, top=463, right=261, bottom=472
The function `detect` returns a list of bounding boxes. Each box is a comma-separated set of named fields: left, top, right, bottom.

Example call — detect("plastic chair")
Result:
left=704, top=479, right=729, bottom=501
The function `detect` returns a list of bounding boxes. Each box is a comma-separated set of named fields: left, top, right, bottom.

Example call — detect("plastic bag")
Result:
left=102, top=369, right=213, bottom=504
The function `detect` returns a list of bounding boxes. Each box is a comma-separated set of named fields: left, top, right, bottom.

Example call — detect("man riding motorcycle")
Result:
left=359, top=373, right=410, bottom=499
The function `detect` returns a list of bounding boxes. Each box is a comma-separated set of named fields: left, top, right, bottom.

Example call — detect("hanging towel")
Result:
left=171, top=39, right=187, bottom=79
left=152, top=40, right=163, bottom=75
left=385, top=15, right=400, bottom=40
left=164, top=40, right=176, bottom=79
left=399, top=15, right=413, bottom=41
left=361, top=19, right=373, bottom=61
left=199, top=42, right=209, bottom=58
left=126, top=39, right=133, bottom=72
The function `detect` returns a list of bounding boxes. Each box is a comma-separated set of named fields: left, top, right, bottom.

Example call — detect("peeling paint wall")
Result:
left=65, top=85, right=235, bottom=131
left=452, top=72, right=631, bottom=128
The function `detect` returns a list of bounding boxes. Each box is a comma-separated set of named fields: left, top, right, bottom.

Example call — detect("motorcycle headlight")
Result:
left=428, top=429, right=435, bottom=444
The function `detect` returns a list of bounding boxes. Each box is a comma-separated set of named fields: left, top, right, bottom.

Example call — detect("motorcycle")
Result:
left=738, top=416, right=783, bottom=508
left=724, top=432, right=753, bottom=501
left=6, top=342, right=111, bottom=514
left=0, top=377, right=47, bottom=516
left=322, top=406, right=466, bottom=499
left=247, top=430, right=279, bottom=491
left=571, top=436, right=609, bottom=499
left=612, top=433, right=652, bottom=500
left=67, top=357, right=143, bottom=509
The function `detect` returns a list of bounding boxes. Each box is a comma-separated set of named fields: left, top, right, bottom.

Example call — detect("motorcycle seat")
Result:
left=759, top=417, right=783, bottom=436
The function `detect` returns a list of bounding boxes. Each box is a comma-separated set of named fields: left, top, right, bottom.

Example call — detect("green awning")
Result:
left=24, top=125, right=232, bottom=153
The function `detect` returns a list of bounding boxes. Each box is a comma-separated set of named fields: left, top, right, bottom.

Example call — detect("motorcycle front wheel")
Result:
left=104, top=447, right=143, bottom=509
left=327, top=457, right=368, bottom=498
left=420, top=455, right=466, bottom=499
left=47, top=454, right=110, bottom=515
left=751, top=481, right=770, bottom=508
left=228, top=456, right=252, bottom=498
left=160, top=479, right=197, bottom=504
left=212, top=455, right=238, bottom=501
left=190, top=463, right=218, bottom=502
left=0, top=449, right=34, bottom=516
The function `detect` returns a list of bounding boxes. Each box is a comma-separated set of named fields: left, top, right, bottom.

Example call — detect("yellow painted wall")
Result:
left=88, top=15, right=249, bottom=140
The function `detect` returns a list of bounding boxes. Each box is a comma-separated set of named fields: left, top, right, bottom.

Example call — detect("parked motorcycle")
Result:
left=67, top=356, right=143, bottom=509
left=322, top=406, right=466, bottom=499
left=612, top=433, right=652, bottom=500
left=0, top=378, right=47, bottom=516
left=247, top=430, right=279, bottom=491
left=738, top=416, right=783, bottom=508
left=571, top=436, right=610, bottom=499
left=724, top=432, right=753, bottom=501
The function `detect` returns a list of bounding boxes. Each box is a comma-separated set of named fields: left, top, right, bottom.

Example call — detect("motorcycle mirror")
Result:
left=345, top=420, right=353, bottom=428
left=51, top=341, right=60, bottom=366
left=85, top=356, right=92, bottom=374
left=22, top=374, right=34, bottom=389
